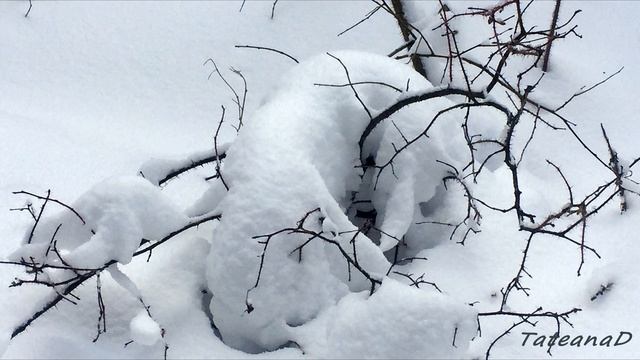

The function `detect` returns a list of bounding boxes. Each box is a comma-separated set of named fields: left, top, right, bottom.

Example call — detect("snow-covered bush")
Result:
left=204, top=51, right=477, bottom=352
left=3, top=1, right=639, bottom=358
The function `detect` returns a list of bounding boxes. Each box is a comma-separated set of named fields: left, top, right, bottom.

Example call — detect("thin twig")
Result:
left=235, top=45, right=299, bottom=64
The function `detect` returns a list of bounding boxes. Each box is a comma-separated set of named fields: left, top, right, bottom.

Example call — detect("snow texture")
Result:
left=2, top=1, right=640, bottom=359
left=0, top=331, right=8, bottom=359
left=206, top=51, right=472, bottom=352
left=129, top=310, right=162, bottom=346
left=293, top=278, right=477, bottom=358
left=10, top=176, right=187, bottom=270
left=139, top=146, right=230, bottom=186
left=108, top=265, right=143, bottom=299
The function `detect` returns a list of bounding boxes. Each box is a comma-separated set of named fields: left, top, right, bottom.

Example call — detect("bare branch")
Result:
left=235, top=45, right=299, bottom=64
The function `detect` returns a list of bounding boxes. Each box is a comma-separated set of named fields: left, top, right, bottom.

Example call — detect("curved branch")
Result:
left=234, top=45, right=299, bottom=64
left=153, top=153, right=227, bottom=187
left=358, top=87, right=504, bottom=163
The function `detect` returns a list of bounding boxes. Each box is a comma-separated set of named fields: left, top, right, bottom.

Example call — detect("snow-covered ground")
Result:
left=1, top=1, right=639, bottom=358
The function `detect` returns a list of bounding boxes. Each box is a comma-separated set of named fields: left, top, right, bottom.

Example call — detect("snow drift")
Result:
left=7, top=51, right=488, bottom=357
left=205, top=51, right=479, bottom=353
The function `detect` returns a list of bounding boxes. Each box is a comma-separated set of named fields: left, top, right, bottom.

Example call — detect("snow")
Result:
left=108, top=265, right=143, bottom=299
left=10, top=176, right=187, bottom=269
left=130, top=310, right=162, bottom=347
left=0, top=331, right=8, bottom=359
left=138, top=146, right=229, bottom=187
left=293, top=278, right=477, bottom=358
left=1, top=0, right=640, bottom=359
left=186, top=181, right=228, bottom=218
left=205, top=50, right=480, bottom=351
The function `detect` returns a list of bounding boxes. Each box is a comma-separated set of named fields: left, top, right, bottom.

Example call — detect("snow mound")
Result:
left=129, top=310, right=162, bottom=346
left=11, top=176, right=187, bottom=270
left=205, top=51, right=474, bottom=352
left=293, top=278, right=477, bottom=358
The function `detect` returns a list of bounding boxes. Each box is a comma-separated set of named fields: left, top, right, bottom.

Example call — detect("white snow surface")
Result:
left=130, top=310, right=162, bottom=347
left=293, top=278, right=477, bottom=358
left=206, top=50, right=470, bottom=351
left=10, top=176, right=187, bottom=269
left=139, top=146, right=230, bottom=187
left=2, top=1, right=640, bottom=359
